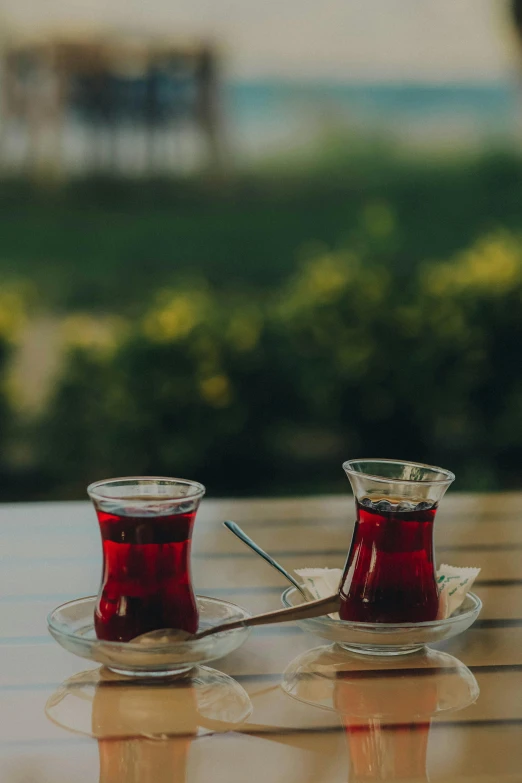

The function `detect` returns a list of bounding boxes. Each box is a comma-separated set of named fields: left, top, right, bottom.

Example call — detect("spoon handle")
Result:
left=223, top=520, right=306, bottom=596
left=195, top=593, right=340, bottom=640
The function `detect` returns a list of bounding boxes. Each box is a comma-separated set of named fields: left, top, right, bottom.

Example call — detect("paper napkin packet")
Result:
left=295, top=564, right=480, bottom=621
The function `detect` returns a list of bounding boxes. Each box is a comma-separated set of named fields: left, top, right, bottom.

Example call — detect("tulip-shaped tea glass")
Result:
left=88, top=477, right=205, bottom=642
left=340, top=459, right=455, bottom=624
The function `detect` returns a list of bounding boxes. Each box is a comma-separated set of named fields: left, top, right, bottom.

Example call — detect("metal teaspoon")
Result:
left=132, top=592, right=341, bottom=644
left=223, top=520, right=307, bottom=597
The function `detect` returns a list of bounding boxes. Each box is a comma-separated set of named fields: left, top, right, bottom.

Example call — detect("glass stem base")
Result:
left=107, top=665, right=194, bottom=678
left=338, top=643, right=426, bottom=656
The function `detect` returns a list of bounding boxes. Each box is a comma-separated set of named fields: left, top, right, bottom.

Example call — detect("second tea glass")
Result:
left=340, top=459, right=455, bottom=624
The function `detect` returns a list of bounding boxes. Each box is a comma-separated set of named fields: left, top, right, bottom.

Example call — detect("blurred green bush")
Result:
left=35, top=225, right=522, bottom=497
left=0, top=288, right=28, bottom=493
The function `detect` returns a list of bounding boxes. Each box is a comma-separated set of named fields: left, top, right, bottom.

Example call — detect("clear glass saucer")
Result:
left=48, top=595, right=252, bottom=677
left=281, top=587, right=482, bottom=656
left=281, top=644, right=479, bottom=719
left=45, top=665, right=253, bottom=738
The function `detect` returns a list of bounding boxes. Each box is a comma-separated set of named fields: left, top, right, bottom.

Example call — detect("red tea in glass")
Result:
left=340, top=460, right=454, bottom=624
left=340, top=498, right=439, bottom=623
left=88, top=477, right=205, bottom=643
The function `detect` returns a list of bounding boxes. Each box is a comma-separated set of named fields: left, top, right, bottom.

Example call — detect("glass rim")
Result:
left=342, top=458, right=455, bottom=486
left=87, top=476, right=206, bottom=503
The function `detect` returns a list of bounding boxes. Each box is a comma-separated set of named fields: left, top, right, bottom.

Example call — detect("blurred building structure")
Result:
left=0, top=29, right=224, bottom=176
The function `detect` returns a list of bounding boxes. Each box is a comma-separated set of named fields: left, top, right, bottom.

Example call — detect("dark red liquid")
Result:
left=94, top=507, right=198, bottom=642
left=339, top=499, right=439, bottom=623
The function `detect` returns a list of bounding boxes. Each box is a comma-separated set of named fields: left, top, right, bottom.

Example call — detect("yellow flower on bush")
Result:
left=61, top=315, right=126, bottom=357
left=303, top=254, right=353, bottom=300
left=143, top=290, right=211, bottom=343
left=279, top=251, right=355, bottom=318
left=424, top=232, right=522, bottom=297
left=199, top=374, right=232, bottom=407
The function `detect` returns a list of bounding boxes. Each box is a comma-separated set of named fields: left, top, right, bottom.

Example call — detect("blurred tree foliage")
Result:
left=33, top=224, right=522, bottom=498
left=0, top=288, right=28, bottom=493
left=4, top=151, right=522, bottom=498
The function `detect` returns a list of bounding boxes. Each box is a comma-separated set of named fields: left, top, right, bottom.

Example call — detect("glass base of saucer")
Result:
left=107, top=664, right=195, bottom=678
left=282, top=644, right=479, bottom=717
left=45, top=664, right=253, bottom=738
left=338, top=643, right=425, bottom=656
left=281, top=587, right=482, bottom=656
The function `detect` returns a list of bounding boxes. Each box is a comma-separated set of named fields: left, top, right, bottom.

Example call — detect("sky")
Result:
left=0, top=0, right=518, bottom=82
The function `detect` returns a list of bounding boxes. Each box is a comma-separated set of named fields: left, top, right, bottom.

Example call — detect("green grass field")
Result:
left=3, top=150, right=522, bottom=313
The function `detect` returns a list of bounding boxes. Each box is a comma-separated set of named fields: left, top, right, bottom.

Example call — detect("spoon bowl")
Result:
left=133, top=628, right=194, bottom=645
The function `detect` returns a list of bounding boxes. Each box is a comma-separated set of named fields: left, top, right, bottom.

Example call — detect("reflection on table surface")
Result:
left=44, top=646, right=479, bottom=783
left=46, top=665, right=253, bottom=783
left=282, top=645, right=479, bottom=720
left=282, top=646, right=479, bottom=782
